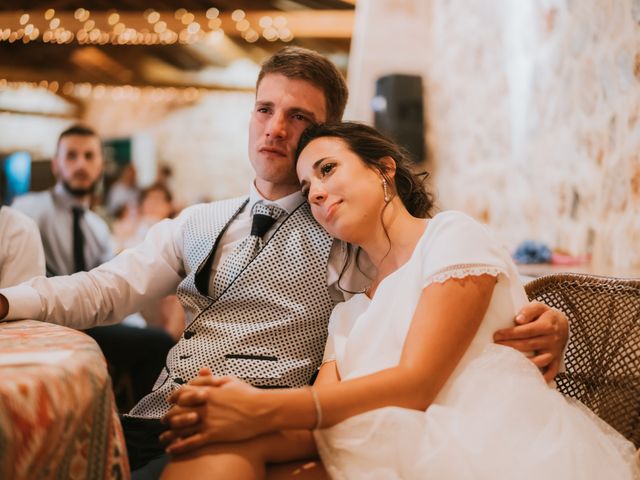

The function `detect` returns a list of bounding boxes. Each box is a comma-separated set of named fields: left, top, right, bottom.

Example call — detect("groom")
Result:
left=0, top=47, right=567, bottom=476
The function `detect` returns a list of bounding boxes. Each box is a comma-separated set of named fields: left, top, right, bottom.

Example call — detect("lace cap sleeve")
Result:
left=422, top=211, right=511, bottom=289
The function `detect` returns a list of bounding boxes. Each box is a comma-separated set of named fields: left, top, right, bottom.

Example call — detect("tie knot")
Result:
left=251, top=202, right=285, bottom=238
left=71, top=206, right=84, bottom=217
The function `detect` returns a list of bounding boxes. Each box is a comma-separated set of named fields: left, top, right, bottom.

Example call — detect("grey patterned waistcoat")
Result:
left=129, top=196, right=336, bottom=418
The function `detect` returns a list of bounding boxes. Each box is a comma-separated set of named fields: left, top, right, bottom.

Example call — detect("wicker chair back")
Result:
left=525, top=273, right=640, bottom=447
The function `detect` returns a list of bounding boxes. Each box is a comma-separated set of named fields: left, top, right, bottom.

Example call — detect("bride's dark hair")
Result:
left=295, top=122, right=436, bottom=293
left=294, top=121, right=435, bottom=218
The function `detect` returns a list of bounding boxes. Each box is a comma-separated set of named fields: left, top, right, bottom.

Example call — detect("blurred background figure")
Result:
left=106, top=163, right=140, bottom=218
left=113, top=183, right=175, bottom=251
left=155, top=164, right=174, bottom=192
left=114, top=183, right=187, bottom=341
left=140, top=183, right=174, bottom=219
left=11, top=124, right=174, bottom=411
left=12, top=124, right=113, bottom=276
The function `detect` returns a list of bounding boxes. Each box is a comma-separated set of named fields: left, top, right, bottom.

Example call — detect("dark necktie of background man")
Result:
left=71, top=206, right=86, bottom=272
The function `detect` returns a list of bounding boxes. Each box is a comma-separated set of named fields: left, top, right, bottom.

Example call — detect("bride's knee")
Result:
left=161, top=432, right=317, bottom=479
left=266, top=460, right=327, bottom=480
left=189, top=437, right=269, bottom=462
left=161, top=439, right=269, bottom=480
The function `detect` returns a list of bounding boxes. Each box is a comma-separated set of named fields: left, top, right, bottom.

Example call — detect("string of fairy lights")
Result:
left=0, top=8, right=293, bottom=102
left=0, top=79, right=209, bottom=104
left=1, top=7, right=294, bottom=45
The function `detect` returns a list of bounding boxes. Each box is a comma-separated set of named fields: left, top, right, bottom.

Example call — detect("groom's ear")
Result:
left=379, top=156, right=397, bottom=179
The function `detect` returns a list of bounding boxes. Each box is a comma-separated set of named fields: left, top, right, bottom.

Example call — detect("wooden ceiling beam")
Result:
left=69, top=46, right=135, bottom=83
left=0, top=9, right=354, bottom=39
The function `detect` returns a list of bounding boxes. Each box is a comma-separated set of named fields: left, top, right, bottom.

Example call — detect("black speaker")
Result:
left=373, top=74, right=426, bottom=163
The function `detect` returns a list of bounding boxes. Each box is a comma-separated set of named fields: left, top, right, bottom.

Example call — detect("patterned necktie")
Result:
left=212, top=202, right=285, bottom=298
left=71, top=206, right=86, bottom=272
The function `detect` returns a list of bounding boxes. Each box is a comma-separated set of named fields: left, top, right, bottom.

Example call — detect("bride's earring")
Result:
left=382, top=179, right=390, bottom=203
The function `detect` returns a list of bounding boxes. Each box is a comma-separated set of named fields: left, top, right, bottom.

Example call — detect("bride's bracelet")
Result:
left=308, top=386, right=323, bottom=430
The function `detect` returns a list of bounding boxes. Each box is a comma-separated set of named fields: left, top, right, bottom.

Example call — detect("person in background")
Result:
left=12, top=125, right=113, bottom=277
left=140, top=183, right=175, bottom=221
left=107, top=163, right=140, bottom=218
left=0, top=205, right=45, bottom=287
left=114, top=183, right=176, bottom=251
left=155, top=164, right=175, bottom=192
left=11, top=124, right=175, bottom=409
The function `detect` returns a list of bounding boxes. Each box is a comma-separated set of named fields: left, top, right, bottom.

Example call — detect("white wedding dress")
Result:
left=314, top=211, right=639, bottom=479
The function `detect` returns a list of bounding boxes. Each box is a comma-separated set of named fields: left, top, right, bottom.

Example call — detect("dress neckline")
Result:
left=363, top=218, right=431, bottom=300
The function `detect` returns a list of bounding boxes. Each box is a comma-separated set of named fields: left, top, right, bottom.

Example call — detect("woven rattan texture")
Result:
left=525, top=273, right=640, bottom=447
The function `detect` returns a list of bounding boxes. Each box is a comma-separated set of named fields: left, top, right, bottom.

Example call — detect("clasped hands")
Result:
left=160, top=368, right=270, bottom=455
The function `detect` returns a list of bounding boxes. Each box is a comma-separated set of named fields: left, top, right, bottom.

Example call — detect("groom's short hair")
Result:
left=257, top=46, right=348, bottom=123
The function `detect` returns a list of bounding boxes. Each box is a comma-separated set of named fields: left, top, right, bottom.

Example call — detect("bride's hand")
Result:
left=161, top=368, right=274, bottom=455
left=493, top=301, right=569, bottom=382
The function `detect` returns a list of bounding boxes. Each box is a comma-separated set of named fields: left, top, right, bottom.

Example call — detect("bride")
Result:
left=160, top=122, right=639, bottom=479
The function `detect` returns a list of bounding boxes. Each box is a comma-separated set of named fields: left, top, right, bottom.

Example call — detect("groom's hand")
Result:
left=493, top=301, right=569, bottom=382
left=161, top=368, right=270, bottom=455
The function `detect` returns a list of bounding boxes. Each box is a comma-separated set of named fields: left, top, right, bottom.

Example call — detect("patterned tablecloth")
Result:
left=0, top=319, right=130, bottom=480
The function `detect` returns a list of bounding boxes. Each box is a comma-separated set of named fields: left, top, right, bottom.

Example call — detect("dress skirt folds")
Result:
left=315, top=345, right=639, bottom=479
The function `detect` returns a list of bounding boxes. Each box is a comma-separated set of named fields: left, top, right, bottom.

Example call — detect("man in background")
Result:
left=12, top=125, right=174, bottom=408
left=12, top=125, right=112, bottom=276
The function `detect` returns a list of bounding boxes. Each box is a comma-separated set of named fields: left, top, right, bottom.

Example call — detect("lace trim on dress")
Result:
left=424, top=263, right=506, bottom=289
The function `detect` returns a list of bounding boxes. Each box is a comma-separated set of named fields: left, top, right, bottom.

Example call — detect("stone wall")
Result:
left=348, top=0, right=640, bottom=269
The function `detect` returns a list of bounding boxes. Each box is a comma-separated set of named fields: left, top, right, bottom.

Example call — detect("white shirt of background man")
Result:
left=0, top=206, right=46, bottom=288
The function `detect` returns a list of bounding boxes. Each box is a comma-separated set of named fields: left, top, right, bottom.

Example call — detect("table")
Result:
left=0, top=320, right=130, bottom=480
